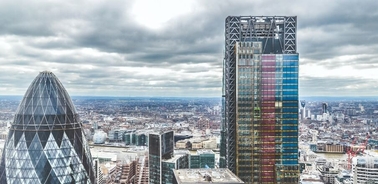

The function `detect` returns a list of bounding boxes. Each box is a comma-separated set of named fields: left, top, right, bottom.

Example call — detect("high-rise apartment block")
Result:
left=221, top=16, right=299, bottom=183
left=0, top=71, right=95, bottom=183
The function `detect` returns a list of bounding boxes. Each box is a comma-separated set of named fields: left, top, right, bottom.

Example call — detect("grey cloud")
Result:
left=300, top=76, right=378, bottom=96
left=0, top=0, right=377, bottom=96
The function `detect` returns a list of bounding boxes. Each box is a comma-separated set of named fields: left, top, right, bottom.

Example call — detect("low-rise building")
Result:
left=172, top=168, right=244, bottom=184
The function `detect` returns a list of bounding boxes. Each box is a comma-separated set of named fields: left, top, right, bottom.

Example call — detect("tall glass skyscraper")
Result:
left=0, top=71, right=95, bottom=183
left=221, top=16, right=299, bottom=183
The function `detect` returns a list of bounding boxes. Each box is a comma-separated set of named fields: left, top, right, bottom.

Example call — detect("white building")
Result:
left=353, top=156, right=378, bottom=184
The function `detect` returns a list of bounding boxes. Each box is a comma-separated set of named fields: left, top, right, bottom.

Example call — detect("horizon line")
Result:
left=1, top=95, right=378, bottom=98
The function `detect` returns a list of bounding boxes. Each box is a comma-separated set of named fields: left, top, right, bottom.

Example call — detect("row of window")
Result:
left=238, top=78, right=298, bottom=83
left=238, top=86, right=298, bottom=90
left=239, top=111, right=298, bottom=114
left=238, top=107, right=297, bottom=111
left=237, top=93, right=298, bottom=98
left=237, top=68, right=298, bottom=74
left=236, top=118, right=298, bottom=122
left=236, top=104, right=298, bottom=108
left=237, top=94, right=298, bottom=99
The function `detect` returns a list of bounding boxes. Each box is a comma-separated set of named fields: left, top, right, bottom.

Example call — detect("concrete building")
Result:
left=353, top=156, right=378, bottom=184
left=321, top=164, right=338, bottom=184
left=176, top=140, right=188, bottom=149
left=94, top=159, right=104, bottom=184
left=172, top=168, right=244, bottom=184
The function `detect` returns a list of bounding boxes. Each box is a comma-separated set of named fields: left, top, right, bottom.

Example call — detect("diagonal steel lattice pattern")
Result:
left=0, top=71, right=95, bottom=184
left=223, top=16, right=240, bottom=173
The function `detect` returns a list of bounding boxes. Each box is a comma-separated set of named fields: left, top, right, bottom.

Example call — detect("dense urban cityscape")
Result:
left=1, top=94, right=378, bottom=183
left=0, top=0, right=377, bottom=183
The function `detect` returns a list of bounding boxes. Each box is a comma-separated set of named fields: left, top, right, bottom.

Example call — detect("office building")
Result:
left=0, top=71, right=95, bottom=183
left=221, top=16, right=299, bottom=183
left=353, top=156, right=378, bottom=184
left=149, top=130, right=175, bottom=184
left=161, top=153, right=189, bottom=184
left=190, top=149, right=215, bottom=169
left=94, top=159, right=104, bottom=184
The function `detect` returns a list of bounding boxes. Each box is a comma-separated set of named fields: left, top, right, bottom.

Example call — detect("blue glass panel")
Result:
left=283, top=67, right=298, bottom=72
left=282, top=149, right=297, bottom=153
left=283, top=143, right=298, bottom=147
left=283, top=79, right=298, bottom=84
left=283, top=132, right=298, bottom=136
left=282, top=155, right=298, bottom=159
left=283, top=91, right=298, bottom=96
left=283, top=85, right=298, bottom=89
left=283, top=138, right=297, bottom=142
left=282, top=108, right=297, bottom=113
left=283, top=126, right=298, bottom=130
left=282, top=120, right=295, bottom=124
left=282, top=96, right=298, bottom=101
left=283, top=73, right=298, bottom=78
left=283, top=55, right=299, bottom=60
left=283, top=114, right=297, bottom=118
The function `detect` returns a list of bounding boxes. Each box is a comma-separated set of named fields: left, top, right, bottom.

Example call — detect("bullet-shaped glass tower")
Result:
left=0, top=71, right=95, bottom=183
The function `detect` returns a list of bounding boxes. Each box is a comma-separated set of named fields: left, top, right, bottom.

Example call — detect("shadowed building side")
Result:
left=0, top=71, right=95, bottom=184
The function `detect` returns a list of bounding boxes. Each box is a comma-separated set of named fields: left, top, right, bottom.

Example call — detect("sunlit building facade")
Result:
left=221, top=16, right=299, bottom=183
left=0, top=71, right=95, bottom=183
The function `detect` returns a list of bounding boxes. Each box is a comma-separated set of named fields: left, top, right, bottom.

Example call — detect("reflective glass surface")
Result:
left=235, top=42, right=299, bottom=182
left=0, top=71, right=95, bottom=184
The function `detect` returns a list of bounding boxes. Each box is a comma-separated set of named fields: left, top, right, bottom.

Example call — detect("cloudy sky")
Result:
left=0, top=0, right=377, bottom=97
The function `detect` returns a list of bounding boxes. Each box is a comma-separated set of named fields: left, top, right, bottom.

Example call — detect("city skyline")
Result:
left=0, top=0, right=377, bottom=97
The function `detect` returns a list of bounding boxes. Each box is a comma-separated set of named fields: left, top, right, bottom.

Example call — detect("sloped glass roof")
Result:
left=13, top=71, right=80, bottom=130
left=0, top=71, right=95, bottom=184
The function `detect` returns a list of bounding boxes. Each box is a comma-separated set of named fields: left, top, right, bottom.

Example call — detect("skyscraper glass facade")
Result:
left=0, top=71, right=95, bottom=183
left=149, top=130, right=174, bottom=184
left=222, top=16, right=299, bottom=183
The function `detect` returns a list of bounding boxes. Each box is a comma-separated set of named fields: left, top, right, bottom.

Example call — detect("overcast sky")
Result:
left=0, top=0, right=377, bottom=97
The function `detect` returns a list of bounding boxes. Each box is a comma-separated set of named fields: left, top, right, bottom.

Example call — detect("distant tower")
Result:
left=0, top=71, right=95, bottom=183
left=300, top=100, right=306, bottom=120
left=322, top=102, right=328, bottom=114
left=301, top=100, right=306, bottom=109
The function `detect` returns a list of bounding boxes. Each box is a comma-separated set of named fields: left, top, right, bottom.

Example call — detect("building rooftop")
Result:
left=173, top=168, right=244, bottom=184
left=163, top=154, right=185, bottom=163
left=174, top=149, right=190, bottom=155
left=197, top=149, right=214, bottom=155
